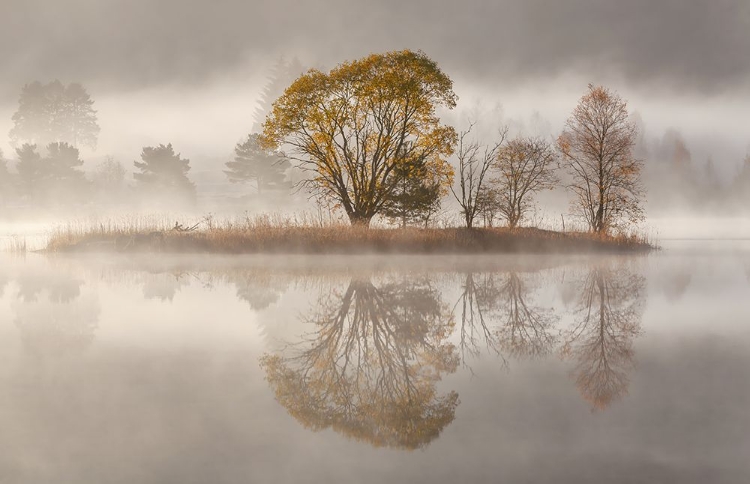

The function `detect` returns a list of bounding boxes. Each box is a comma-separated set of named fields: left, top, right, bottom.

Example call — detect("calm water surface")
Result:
left=0, top=242, right=749, bottom=483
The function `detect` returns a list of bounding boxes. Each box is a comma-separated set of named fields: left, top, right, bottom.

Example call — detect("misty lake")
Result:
left=0, top=242, right=749, bottom=483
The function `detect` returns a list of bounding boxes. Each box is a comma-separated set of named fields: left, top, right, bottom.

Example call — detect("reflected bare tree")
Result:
left=455, top=271, right=557, bottom=365
left=261, top=277, right=459, bottom=450
left=455, top=272, right=503, bottom=363
left=496, top=272, right=558, bottom=359
left=561, top=264, right=645, bottom=410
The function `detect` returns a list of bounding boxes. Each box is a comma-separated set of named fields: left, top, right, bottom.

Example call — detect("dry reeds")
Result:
left=44, top=213, right=654, bottom=255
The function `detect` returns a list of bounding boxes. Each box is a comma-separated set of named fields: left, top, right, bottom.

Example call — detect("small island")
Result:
left=46, top=223, right=652, bottom=254
left=11, top=51, right=654, bottom=256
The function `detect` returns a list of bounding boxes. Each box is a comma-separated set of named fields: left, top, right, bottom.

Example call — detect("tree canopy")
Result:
left=494, top=136, right=558, bottom=228
left=14, top=142, right=86, bottom=203
left=133, top=144, right=196, bottom=201
left=10, top=80, right=100, bottom=150
left=261, top=50, right=457, bottom=226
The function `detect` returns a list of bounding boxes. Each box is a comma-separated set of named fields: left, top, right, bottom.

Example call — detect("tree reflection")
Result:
left=561, top=265, right=645, bottom=410
left=455, top=271, right=557, bottom=364
left=142, top=272, right=189, bottom=301
left=261, top=277, right=459, bottom=450
left=226, top=270, right=288, bottom=310
left=455, top=272, right=503, bottom=363
left=496, top=272, right=558, bottom=358
left=13, top=271, right=99, bottom=358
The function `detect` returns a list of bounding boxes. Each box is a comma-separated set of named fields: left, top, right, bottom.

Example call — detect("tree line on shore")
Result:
left=1, top=51, right=748, bottom=231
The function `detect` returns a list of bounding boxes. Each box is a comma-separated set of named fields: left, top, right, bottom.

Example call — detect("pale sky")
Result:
left=0, top=0, right=748, bottom=171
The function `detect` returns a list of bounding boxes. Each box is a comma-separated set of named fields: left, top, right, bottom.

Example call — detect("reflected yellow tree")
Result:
left=562, top=264, right=645, bottom=410
left=261, top=277, right=459, bottom=450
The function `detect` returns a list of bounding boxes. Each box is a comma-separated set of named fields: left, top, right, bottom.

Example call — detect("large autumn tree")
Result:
left=558, top=85, right=644, bottom=233
left=261, top=50, right=457, bottom=227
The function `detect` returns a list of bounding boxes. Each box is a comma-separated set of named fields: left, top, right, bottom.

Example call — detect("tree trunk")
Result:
left=348, top=212, right=373, bottom=228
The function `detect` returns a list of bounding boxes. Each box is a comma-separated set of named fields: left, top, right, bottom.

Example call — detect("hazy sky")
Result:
left=1, top=0, right=749, bottom=168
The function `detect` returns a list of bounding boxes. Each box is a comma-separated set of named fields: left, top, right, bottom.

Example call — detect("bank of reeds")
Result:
left=44, top=214, right=654, bottom=254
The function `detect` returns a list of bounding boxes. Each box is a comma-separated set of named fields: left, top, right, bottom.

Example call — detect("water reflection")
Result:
left=260, top=261, right=645, bottom=447
left=0, top=256, right=647, bottom=448
left=455, top=272, right=505, bottom=363
left=226, top=269, right=289, bottom=310
left=496, top=272, right=559, bottom=359
left=1, top=252, right=748, bottom=481
left=260, top=277, right=460, bottom=450
left=141, top=271, right=194, bottom=301
left=561, top=264, right=645, bottom=410
left=10, top=265, right=99, bottom=358
left=454, top=271, right=558, bottom=364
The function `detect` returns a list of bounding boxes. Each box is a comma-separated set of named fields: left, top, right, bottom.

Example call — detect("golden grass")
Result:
left=44, top=214, right=654, bottom=254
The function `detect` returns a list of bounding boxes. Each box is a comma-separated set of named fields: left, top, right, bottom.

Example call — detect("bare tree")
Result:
left=496, top=272, right=558, bottom=358
left=450, top=124, right=507, bottom=228
left=495, top=136, right=558, bottom=228
left=558, top=85, right=644, bottom=233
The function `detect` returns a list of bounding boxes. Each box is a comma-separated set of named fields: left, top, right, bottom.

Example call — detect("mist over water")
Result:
left=0, top=242, right=748, bottom=482
left=1, top=1, right=749, bottom=482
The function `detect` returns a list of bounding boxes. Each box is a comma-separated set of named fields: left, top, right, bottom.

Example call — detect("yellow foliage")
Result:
left=261, top=50, right=457, bottom=226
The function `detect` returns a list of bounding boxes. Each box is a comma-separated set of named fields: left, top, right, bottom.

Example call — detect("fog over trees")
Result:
left=0, top=41, right=746, bottom=235
left=10, top=80, right=100, bottom=150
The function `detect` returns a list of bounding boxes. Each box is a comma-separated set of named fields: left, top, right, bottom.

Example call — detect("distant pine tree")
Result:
left=15, top=144, right=44, bottom=198
left=252, top=57, right=306, bottom=132
left=0, top=149, right=12, bottom=205
left=14, top=142, right=87, bottom=203
left=224, top=133, right=290, bottom=193
left=134, top=144, right=196, bottom=201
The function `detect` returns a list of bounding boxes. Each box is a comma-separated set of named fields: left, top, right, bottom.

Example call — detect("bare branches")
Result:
left=495, top=136, right=559, bottom=228
left=558, top=85, right=644, bottom=233
left=450, top=123, right=507, bottom=228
